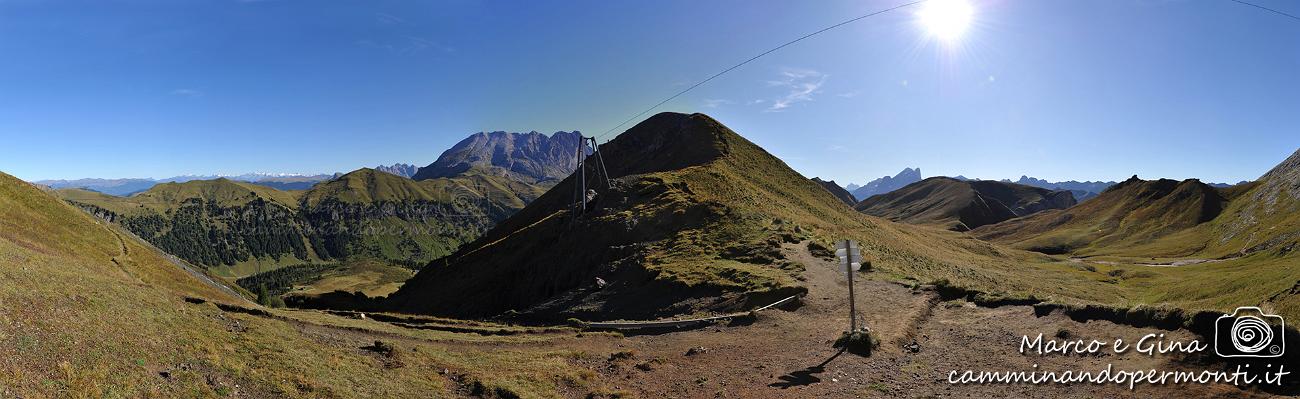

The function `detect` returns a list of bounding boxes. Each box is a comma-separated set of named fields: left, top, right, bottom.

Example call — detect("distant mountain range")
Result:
left=1000, top=176, right=1115, bottom=195
left=855, top=177, right=1077, bottom=231
left=36, top=173, right=338, bottom=195
left=412, top=131, right=582, bottom=183
left=848, top=167, right=922, bottom=201
left=33, top=178, right=158, bottom=196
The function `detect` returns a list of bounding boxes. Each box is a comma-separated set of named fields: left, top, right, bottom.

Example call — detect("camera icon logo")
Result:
left=1214, top=306, right=1285, bottom=358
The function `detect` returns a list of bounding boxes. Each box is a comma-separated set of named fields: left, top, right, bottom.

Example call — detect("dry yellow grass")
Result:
left=1, top=172, right=605, bottom=398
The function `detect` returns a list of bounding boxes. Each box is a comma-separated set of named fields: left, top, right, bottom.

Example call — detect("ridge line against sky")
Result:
left=0, top=0, right=1296, bottom=183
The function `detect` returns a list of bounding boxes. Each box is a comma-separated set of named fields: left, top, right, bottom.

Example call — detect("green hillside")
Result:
left=387, top=113, right=1092, bottom=320
left=1199, top=148, right=1300, bottom=259
left=0, top=171, right=611, bottom=397
left=58, top=179, right=314, bottom=274
left=385, top=114, right=1300, bottom=326
left=854, top=177, right=1076, bottom=231
left=299, top=168, right=545, bottom=271
left=56, top=168, right=545, bottom=278
left=303, top=168, right=455, bottom=205
left=971, top=176, right=1231, bottom=256
left=964, top=150, right=1300, bottom=321
left=867, top=149, right=1300, bottom=322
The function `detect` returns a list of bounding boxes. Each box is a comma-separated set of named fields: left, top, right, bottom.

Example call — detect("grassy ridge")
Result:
left=56, top=168, right=546, bottom=278
left=972, top=177, right=1229, bottom=256
left=389, top=113, right=1103, bottom=319
left=972, top=150, right=1300, bottom=262
left=1, top=171, right=607, bottom=397
left=394, top=114, right=1300, bottom=326
left=854, top=176, right=1076, bottom=231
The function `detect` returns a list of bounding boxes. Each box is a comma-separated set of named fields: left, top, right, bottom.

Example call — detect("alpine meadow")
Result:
left=2, top=1, right=1298, bottom=398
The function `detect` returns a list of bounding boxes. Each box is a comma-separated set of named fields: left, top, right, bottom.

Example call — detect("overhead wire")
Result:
left=591, top=0, right=1300, bottom=142
left=592, top=0, right=930, bottom=141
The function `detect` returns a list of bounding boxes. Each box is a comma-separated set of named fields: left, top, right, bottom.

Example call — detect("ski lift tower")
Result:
left=571, top=135, right=611, bottom=217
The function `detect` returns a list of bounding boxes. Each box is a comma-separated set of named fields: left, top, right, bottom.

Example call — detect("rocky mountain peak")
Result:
left=412, top=130, right=583, bottom=182
left=374, top=163, right=418, bottom=178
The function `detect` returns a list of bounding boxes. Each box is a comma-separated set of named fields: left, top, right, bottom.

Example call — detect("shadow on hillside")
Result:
left=768, top=349, right=845, bottom=389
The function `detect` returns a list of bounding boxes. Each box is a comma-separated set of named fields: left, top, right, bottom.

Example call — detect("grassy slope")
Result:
left=389, top=113, right=1120, bottom=319
left=971, top=177, right=1228, bottom=256
left=56, top=180, right=303, bottom=217
left=1, top=171, right=604, bottom=398
left=968, top=150, right=1300, bottom=321
left=55, top=169, right=546, bottom=278
left=294, top=260, right=413, bottom=297
left=394, top=114, right=1300, bottom=325
left=810, top=177, right=856, bottom=206
left=303, top=168, right=455, bottom=205
left=854, top=177, right=1075, bottom=231
left=972, top=159, right=1300, bottom=262
left=136, top=178, right=302, bottom=213
left=300, top=168, right=545, bottom=268
left=57, top=179, right=317, bottom=277
left=304, top=167, right=544, bottom=206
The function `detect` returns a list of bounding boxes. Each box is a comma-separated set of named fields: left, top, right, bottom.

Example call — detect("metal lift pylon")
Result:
left=571, top=135, right=612, bottom=219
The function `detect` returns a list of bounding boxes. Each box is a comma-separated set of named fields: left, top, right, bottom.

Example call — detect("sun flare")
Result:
left=917, top=0, right=974, bottom=42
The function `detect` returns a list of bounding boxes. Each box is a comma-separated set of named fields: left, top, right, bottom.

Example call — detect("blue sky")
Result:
left=1, top=0, right=1297, bottom=184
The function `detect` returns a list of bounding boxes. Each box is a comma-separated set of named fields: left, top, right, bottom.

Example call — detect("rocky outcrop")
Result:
left=374, top=163, right=418, bottom=178
left=413, top=131, right=582, bottom=182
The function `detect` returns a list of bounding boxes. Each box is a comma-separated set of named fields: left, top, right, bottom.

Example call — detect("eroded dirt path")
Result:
left=554, top=242, right=1274, bottom=398
left=202, top=242, right=1284, bottom=398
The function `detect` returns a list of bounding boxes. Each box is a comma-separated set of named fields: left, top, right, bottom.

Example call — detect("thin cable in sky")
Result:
left=595, top=0, right=1298, bottom=141
left=1226, top=0, right=1300, bottom=21
left=593, top=0, right=929, bottom=140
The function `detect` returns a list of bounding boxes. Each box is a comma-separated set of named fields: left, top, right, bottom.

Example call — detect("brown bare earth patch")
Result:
left=507, top=242, right=1282, bottom=398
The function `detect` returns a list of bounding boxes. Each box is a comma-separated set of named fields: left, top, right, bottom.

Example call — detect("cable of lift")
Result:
left=589, top=0, right=1299, bottom=143
left=592, top=0, right=930, bottom=142
left=1226, top=0, right=1300, bottom=21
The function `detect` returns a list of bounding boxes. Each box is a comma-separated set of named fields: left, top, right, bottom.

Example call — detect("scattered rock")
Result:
left=608, top=350, right=637, bottom=361
left=362, top=340, right=396, bottom=356
left=685, top=347, right=708, bottom=356
left=634, top=359, right=660, bottom=371
left=904, top=340, right=921, bottom=353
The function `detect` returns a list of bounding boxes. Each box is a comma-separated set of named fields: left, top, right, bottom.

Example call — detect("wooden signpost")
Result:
left=836, top=239, right=861, bottom=332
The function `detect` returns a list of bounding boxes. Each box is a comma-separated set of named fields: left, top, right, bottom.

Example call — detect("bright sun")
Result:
left=917, top=0, right=974, bottom=42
